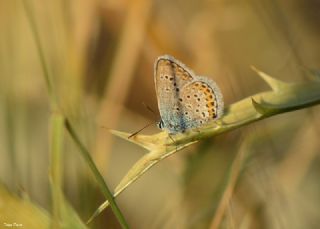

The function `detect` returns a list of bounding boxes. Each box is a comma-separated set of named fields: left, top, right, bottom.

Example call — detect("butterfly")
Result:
left=154, top=55, right=224, bottom=134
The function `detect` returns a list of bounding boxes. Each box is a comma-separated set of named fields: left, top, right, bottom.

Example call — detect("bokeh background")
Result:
left=1, top=0, right=320, bottom=228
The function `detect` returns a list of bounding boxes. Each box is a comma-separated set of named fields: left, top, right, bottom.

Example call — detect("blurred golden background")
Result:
left=0, top=0, right=320, bottom=228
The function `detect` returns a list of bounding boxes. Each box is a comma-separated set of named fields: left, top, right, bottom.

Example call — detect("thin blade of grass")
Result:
left=49, top=112, right=64, bottom=227
left=209, top=137, right=247, bottom=229
left=64, top=119, right=129, bottom=229
left=21, top=0, right=56, bottom=107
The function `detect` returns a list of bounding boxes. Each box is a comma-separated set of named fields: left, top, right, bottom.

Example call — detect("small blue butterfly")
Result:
left=154, top=55, right=224, bottom=134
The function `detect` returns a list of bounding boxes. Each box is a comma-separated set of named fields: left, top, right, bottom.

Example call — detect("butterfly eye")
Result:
left=157, top=120, right=164, bottom=129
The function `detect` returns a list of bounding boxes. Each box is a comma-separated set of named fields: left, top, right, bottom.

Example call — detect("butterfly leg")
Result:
left=168, top=134, right=179, bottom=152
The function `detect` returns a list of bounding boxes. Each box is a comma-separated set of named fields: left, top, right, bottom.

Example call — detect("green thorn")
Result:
left=251, top=66, right=289, bottom=91
left=251, top=98, right=267, bottom=115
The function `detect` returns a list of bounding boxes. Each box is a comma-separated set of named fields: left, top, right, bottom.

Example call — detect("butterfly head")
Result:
left=157, top=119, right=165, bottom=130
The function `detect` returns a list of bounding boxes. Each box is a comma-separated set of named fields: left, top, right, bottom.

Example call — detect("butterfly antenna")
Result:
left=128, top=121, right=157, bottom=139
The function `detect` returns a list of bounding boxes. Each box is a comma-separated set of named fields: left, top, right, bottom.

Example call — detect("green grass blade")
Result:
left=21, top=0, right=56, bottom=107
left=64, top=119, right=129, bottom=229
left=49, top=112, right=64, bottom=227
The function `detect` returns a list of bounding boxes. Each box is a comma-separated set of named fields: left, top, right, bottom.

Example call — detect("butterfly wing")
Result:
left=154, top=55, right=194, bottom=133
left=179, top=77, right=224, bottom=129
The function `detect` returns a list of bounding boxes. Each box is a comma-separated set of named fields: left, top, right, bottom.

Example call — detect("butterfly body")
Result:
left=154, top=55, right=224, bottom=134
